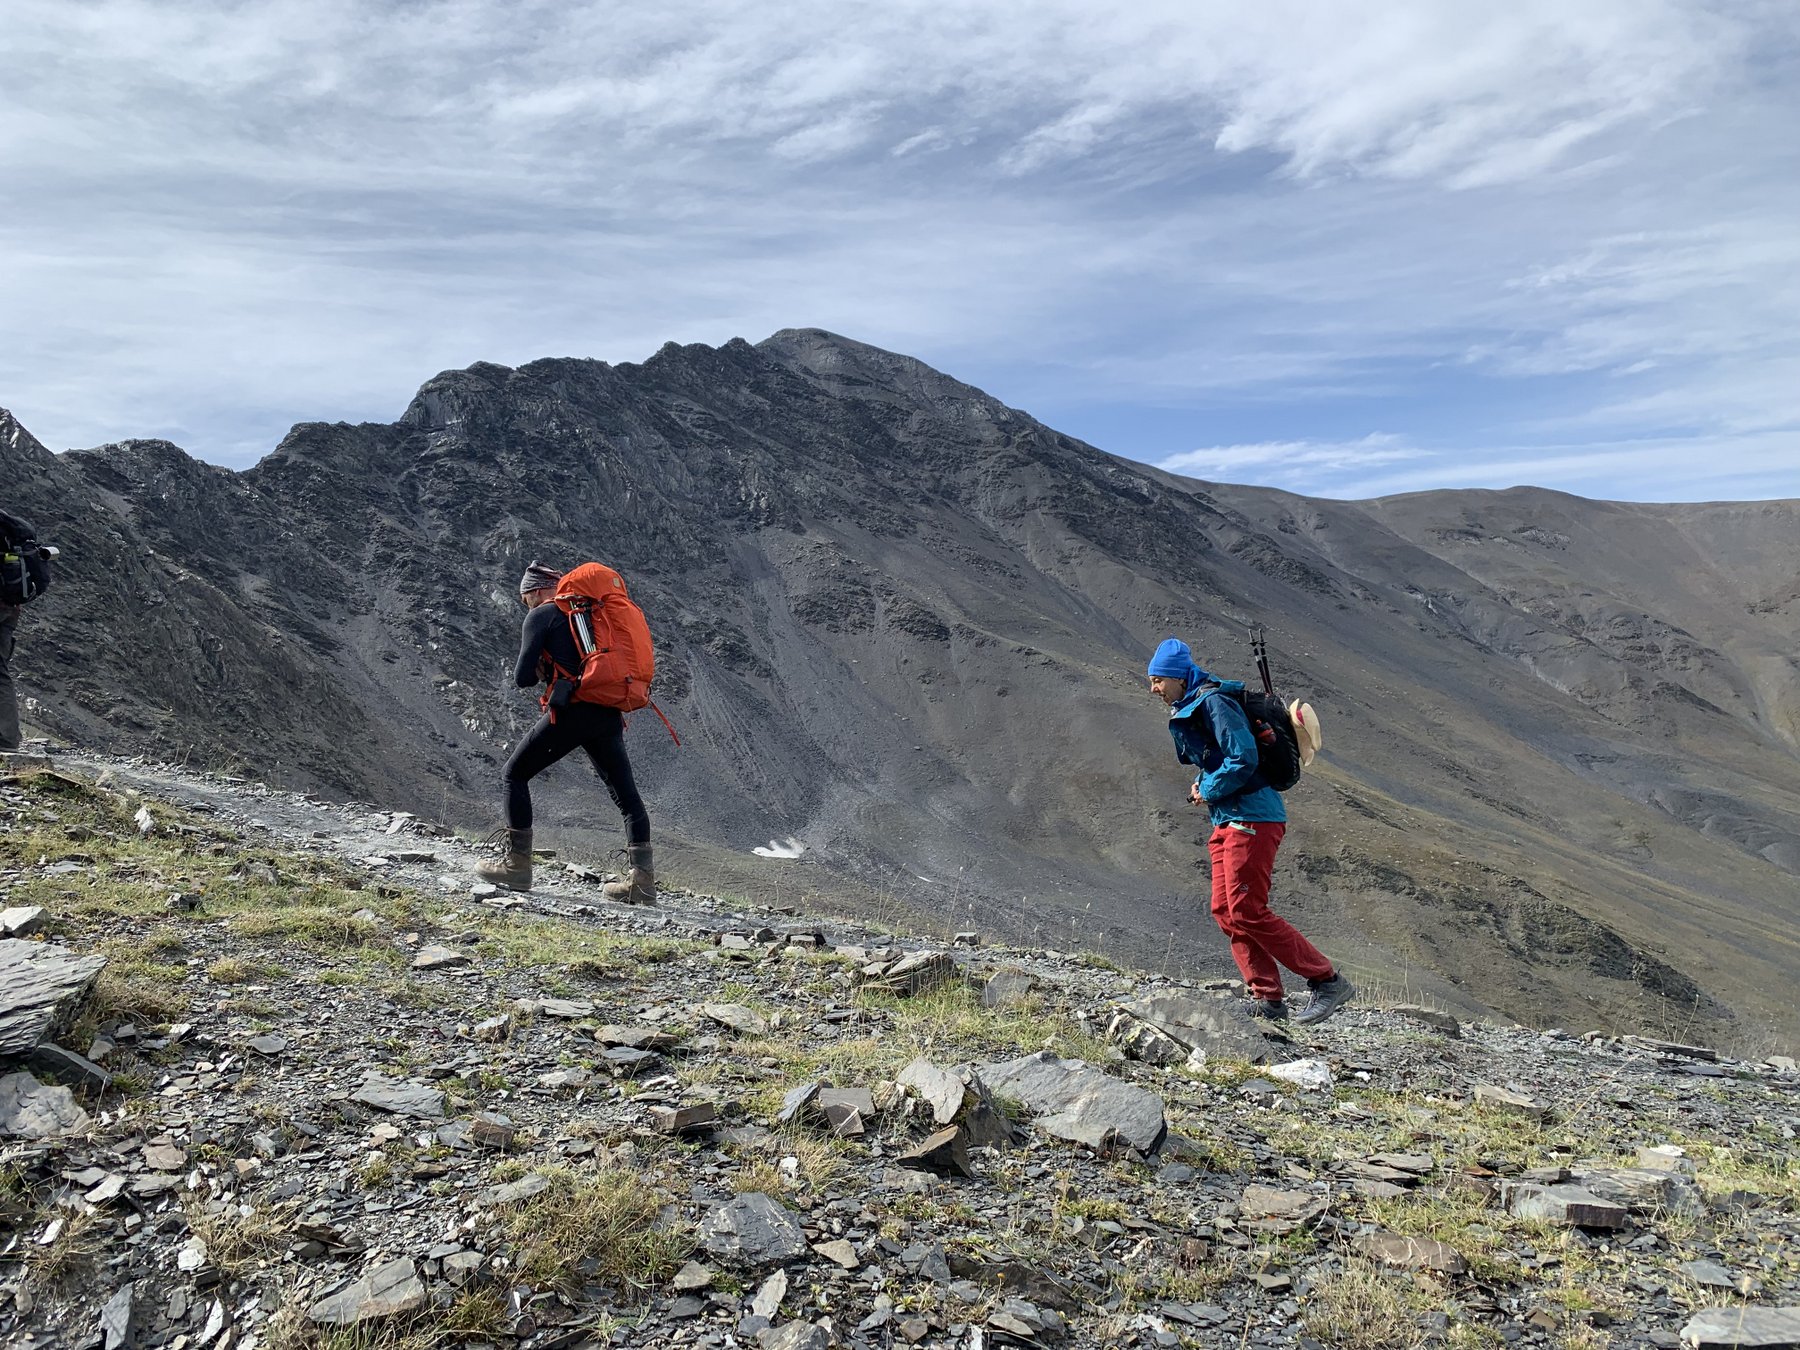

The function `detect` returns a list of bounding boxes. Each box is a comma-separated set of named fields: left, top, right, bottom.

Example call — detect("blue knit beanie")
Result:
left=1147, top=637, right=1210, bottom=688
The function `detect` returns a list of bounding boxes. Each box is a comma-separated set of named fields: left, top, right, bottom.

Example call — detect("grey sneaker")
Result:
left=1244, top=999, right=1289, bottom=1022
left=1295, top=973, right=1355, bottom=1026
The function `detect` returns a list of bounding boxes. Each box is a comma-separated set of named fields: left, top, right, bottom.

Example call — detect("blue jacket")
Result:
left=1167, top=681, right=1287, bottom=825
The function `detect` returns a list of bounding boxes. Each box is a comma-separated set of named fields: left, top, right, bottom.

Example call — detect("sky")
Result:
left=2, top=0, right=1797, bottom=502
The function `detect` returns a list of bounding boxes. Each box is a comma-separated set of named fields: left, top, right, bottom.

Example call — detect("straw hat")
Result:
left=1287, top=700, right=1323, bottom=766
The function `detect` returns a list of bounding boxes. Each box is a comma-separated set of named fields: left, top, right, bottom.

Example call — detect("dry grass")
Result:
left=500, top=1166, right=691, bottom=1298
left=186, top=1198, right=291, bottom=1275
left=733, top=1162, right=790, bottom=1196
left=1302, top=1259, right=1431, bottom=1350
left=23, top=1212, right=106, bottom=1288
left=207, top=956, right=253, bottom=984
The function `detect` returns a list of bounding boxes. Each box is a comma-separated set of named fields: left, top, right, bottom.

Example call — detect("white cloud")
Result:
left=0, top=0, right=1794, bottom=504
left=1161, top=430, right=1800, bottom=503
left=1160, top=435, right=1424, bottom=483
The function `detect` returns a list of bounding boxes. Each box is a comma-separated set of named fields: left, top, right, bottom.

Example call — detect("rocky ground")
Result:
left=2, top=753, right=1798, bottom=1350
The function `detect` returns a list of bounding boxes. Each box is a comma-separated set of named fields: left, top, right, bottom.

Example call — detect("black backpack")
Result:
left=1199, top=683, right=1303, bottom=792
left=1198, top=627, right=1306, bottom=792
left=0, top=512, right=52, bottom=606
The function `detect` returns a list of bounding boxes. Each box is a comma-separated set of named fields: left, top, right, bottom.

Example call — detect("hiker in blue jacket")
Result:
left=1149, top=636, right=1354, bottom=1025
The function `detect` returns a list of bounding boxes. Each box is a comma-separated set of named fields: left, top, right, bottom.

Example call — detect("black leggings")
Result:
left=502, top=704, right=650, bottom=843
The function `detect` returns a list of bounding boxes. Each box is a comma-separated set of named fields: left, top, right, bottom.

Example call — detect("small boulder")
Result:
left=1267, top=1058, right=1333, bottom=1091
left=759, top=1323, right=832, bottom=1350
left=982, top=969, right=1036, bottom=1009
left=0, top=905, right=47, bottom=937
left=700, top=1192, right=809, bottom=1269
left=897, top=1057, right=964, bottom=1126
left=978, top=1050, right=1165, bottom=1154
left=0, top=1070, right=90, bottom=1139
left=1501, top=1181, right=1628, bottom=1229
left=1474, top=1084, right=1548, bottom=1118
left=897, top=1126, right=974, bottom=1177
left=869, top=951, right=957, bottom=997
left=1109, top=992, right=1284, bottom=1066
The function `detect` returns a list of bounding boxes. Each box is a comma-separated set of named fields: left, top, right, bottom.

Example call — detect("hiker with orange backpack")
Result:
left=1149, top=635, right=1353, bottom=1026
left=476, top=560, right=660, bottom=900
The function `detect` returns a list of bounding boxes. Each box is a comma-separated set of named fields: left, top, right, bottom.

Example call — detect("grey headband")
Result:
left=518, top=561, right=564, bottom=596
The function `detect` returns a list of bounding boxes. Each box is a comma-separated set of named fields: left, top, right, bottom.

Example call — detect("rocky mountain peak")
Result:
left=0, top=406, right=54, bottom=467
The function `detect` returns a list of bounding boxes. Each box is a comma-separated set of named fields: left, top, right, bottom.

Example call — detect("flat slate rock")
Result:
left=0, top=1069, right=91, bottom=1139
left=350, top=1074, right=446, bottom=1119
left=872, top=951, right=958, bottom=996
left=701, top=1002, right=769, bottom=1037
left=1680, top=1260, right=1742, bottom=1290
left=536, top=997, right=595, bottom=1019
left=307, top=1257, right=426, bottom=1325
left=1390, top=1004, right=1462, bottom=1036
left=818, top=1086, right=876, bottom=1117
left=1579, top=1165, right=1696, bottom=1212
left=776, top=1078, right=823, bottom=1125
left=27, top=1042, right=111, bottom=1094
left=699, top=1192, right=809, bottom=1268
left=99, top=1283, right=135, bottom=1350
left=1475, top=1083, right=1549, bottom=1117
left=759, top=1324, right=831, bottom=1350
left=411, top=945, right=469, bottom=970
left=0, top=939, right=108, bottom=1055
left=1112, top=992, right=1283, bottom=1065
left=0, top=905, right=47, bottom=937
left=1681, top=1307, right=1800, bottom=1348
left=979, top=1050, right=1166, bottom=1153
left=1240, top=1185, right=1329, bottom=1225
left=897, top=1057, right=965, bottom=1126
left=1352, top=1230, right=1469, bottom=1274
left=478, top=1172, right=552, bottom=1207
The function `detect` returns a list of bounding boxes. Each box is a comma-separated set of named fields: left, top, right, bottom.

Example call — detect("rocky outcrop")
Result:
left=0, top=940, right=107, bottom=1056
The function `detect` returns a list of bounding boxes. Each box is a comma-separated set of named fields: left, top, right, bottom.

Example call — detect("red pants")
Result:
left=1208, top=822, right=1333, bottom=1001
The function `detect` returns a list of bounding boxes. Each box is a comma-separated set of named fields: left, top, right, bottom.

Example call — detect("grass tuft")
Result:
left=501, top=1166, right=692, bottom=1298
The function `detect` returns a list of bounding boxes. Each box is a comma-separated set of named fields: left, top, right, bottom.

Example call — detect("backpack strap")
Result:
left=646, top=700, right=680, bottom=746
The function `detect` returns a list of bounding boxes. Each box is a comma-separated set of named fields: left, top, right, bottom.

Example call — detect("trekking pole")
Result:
left=1251, top=624, right=1275, bottom=697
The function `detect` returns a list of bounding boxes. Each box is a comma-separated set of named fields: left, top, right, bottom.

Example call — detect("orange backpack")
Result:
left=548, top=562, right=656, bottom=711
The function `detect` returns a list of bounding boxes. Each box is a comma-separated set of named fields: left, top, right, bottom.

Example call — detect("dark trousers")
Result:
left=0, top=610, right=18, bottom=750
left=502, top=703, right=649, bottom=844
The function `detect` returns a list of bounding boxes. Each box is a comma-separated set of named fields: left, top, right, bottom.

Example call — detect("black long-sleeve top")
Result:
left=512, top=602, right=581, bottom=688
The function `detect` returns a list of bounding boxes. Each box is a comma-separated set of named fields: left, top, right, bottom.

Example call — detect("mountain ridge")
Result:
left=3, top=330, right=1798, bottom=1046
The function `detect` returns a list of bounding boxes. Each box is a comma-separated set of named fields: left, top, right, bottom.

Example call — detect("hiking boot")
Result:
left=602, top=843, right=655, bottom=905
left=475, top=827, right=533, bottom=892
left=1295, top=972, right=1356, bottom=1027
left=1244, top=998, right=1289, bottom=1022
